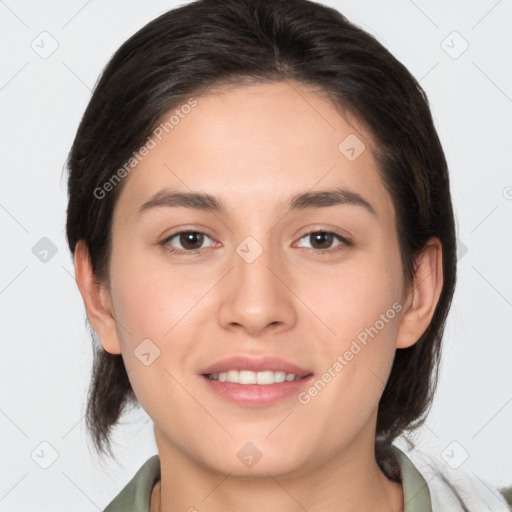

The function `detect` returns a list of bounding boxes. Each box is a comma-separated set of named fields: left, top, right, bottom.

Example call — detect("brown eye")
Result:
left=178, top=232, right=205, bottom=250
left=296, top=231, right=350, bottom=254
left=162, top=231, right=215, bottom=254
left=309, top=232, right=335, bottom=250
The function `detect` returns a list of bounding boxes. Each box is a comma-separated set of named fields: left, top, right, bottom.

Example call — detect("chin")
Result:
left=196, top=442, right=310, bottom=479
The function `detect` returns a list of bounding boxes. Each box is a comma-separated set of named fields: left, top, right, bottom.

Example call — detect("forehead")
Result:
left=113, top=80, right=395, bottom=225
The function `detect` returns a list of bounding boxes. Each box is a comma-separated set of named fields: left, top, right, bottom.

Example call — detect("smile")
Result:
left=206, top=370, right=303, bottom=385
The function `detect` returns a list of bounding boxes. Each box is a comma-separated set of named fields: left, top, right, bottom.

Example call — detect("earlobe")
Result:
left=396, top=237, right=444, bottom=349
left=73, top=240, right=122, bottom=355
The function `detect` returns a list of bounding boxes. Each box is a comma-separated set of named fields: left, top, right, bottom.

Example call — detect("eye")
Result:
left=295, top=230, right=350, bottom=254
left=162, top=230, right=216, bottom=254
left=160, top=229, right=351, bottom=256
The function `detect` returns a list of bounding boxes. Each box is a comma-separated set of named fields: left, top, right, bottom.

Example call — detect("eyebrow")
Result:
left=138, top=187, right=377, bottom=217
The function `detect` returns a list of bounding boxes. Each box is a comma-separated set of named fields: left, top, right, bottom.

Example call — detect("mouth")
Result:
left=205, top=370, right=305, bottom=384
left=200, top=355, right=314, bottom=407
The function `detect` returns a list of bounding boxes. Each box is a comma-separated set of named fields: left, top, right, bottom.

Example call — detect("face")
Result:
left=103, top=81, right=411, bottom=477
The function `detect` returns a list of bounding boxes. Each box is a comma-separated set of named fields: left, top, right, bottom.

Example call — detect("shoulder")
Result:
left=393, top=445, right=511, bottom=512
left=103, top=455, right=161, bottom=512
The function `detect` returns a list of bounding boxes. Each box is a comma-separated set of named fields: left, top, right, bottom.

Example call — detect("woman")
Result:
left=65, top=0, right=510, bottom=510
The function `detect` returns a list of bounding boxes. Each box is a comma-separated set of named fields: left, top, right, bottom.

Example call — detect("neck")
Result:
left=151, top=431, right=403, bottom=512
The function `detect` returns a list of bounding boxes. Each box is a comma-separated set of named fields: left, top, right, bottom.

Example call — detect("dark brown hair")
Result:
left=65, top=0, right=457, bottom=476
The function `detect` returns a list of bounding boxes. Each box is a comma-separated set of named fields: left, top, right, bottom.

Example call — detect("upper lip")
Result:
left=200, top=355, right=312, bottom=377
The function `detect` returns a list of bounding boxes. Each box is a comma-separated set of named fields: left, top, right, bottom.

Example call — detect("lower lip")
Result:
left=201, top=375, right=314, bottom=407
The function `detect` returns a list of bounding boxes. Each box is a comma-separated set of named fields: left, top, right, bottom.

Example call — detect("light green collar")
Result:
left=392, top=445, right=433, bottom=511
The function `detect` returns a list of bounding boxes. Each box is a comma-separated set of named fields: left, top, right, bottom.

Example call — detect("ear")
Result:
left=73, top=240, right=122, bottom=355
left=396, top=237, right=444, bottom=349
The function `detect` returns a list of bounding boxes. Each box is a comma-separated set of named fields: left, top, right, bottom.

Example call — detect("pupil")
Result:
left=180, top=232, right=203, bottom=250
left=312, top=232, right=332, bottom=249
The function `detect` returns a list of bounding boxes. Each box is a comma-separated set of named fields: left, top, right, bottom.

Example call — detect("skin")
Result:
left=75, top=80, right=443, bottom=512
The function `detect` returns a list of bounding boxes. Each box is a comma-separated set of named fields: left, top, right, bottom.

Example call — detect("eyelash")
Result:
left=160, top=229, right=352, bottom=256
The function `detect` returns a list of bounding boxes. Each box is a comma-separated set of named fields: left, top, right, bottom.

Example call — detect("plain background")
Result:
left=1, top=0, right=511, bottom=510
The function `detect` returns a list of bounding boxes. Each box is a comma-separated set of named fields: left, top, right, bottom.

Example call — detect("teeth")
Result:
left=207, top=370, right=301, bottom=385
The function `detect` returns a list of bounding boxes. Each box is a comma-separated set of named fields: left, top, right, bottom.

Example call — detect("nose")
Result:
left=217, top=239, right=298, bottom=337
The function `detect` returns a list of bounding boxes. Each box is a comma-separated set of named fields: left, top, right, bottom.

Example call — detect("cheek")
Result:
left=112, top=279, right=170, bottom=344
left=312, top=248, right=404, bottom=340
left=107, top=245, right=219, bottom=402
left=303, top=244, right=404, bottom=398
left=109, top=279, right=197, bottom=423
left=299, top=281, right=402, bottom=443
left=109, top=250, right=205, bottom=344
